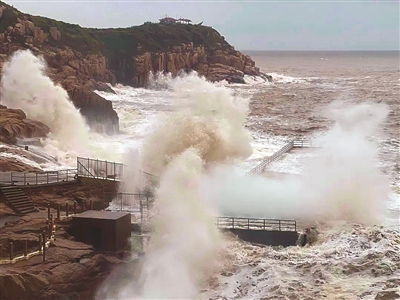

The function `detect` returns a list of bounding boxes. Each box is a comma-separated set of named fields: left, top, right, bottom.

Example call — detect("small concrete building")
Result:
left=71, top=211, right=130, bottom=251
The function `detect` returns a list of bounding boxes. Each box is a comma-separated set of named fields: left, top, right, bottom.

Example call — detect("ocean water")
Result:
left=1, top=50, right=399, bottom=299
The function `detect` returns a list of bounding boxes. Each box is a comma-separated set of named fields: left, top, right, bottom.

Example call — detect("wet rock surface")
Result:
left=0, top=181, right=128, bottom=300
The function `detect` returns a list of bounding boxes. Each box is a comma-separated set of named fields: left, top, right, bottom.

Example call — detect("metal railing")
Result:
left=215, top=217, right=297, bottom=232
left=247, top=139, right=319, bottom=176
left=77, top=157, right=124, bottom=181
left=2, top=169, right=77, bottom=186
left=107, top=192, right=152, bottom=212
left=106, top=192, right=153, bottom=224
left=293, top=139, right=313, bottom=148
left=247, top=140, right=295, bottom=175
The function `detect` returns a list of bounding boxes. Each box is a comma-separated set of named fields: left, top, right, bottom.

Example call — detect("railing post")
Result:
left=42, top=231, right=46, bottom=262
left=57, top=171, right=59, bottom=183
left=9, top=240, right=13, bottom=261
left=48, top=222, right=52, bottom=238
left=248, top=219, right=250, bottom=230
left=24, top=173, right=26, bottom=185
left=232, top=218, right=234, bottom=229
left=47, top=172, right=49, bottom=184
left=140, top=199, right=143, bottom=225
left=36, top=172, right=38, bottom=185
left=47, top=204, right=50, bottom=220
left=57, top=204, right=60, bottom=221
left=263, top=219, right=266, bottom=230
left=66, top=203, right=69, bottom=217
left=38, top=234, right=42, bottom=252
left=279, top=220, right=281, bottom=231
left=24, top=239, right=28, bottom=257
left=66, top=170, right=68, bottom=182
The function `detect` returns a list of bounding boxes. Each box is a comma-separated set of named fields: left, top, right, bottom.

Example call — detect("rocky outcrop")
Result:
left=109, top=41, right=270, bottom=87
left=0, top=3, right=119, bottom=134
left=0, top=1, right=269, bottom=134
left=0, top=105, right=50, bottom=144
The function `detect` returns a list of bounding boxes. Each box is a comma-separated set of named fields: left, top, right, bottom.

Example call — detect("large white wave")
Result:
left=141, top=72, right=253, bottom=174
left=202, top=102, right=391, bottom=225
left=1, top=50, right=91, bottom=165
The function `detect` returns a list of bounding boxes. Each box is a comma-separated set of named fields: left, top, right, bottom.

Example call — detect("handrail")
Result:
left=77, top=157, right=124, bottom=181
left=76, top=161, right=105, bottom=200
left=247, top=138, right=318, bottom=176
left=247, top=140, right=294, bottom=175
left=6, top=169, right=77, bottom=186
left=215, top=216, right=297, bottom=232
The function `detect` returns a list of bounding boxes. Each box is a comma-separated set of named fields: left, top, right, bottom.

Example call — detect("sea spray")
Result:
left=0, top=50, right=91, bottom=164
left=116, top=150, right=220, bottom=299
left=99, top=73, right=253, bottom=298
left=202, top=102, right=391, bottom=224
left=142, top=72, right=253, bottom=174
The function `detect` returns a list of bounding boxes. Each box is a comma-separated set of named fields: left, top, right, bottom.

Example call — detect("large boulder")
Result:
left=0, top=105, right=50, bottom=144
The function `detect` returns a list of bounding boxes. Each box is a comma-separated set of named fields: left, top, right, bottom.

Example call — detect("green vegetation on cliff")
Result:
left=1, top=1, right=228, bottom=57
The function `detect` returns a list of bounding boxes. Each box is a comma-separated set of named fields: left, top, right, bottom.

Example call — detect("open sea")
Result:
left=1, top=50, right=399, bottom=299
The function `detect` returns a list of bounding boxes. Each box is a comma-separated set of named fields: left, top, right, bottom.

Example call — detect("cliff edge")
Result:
left=0, top=2, right=268, bottom=135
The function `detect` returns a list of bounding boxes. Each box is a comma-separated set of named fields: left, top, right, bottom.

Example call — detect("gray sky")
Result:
left=6, top=0, right=400, bottom=50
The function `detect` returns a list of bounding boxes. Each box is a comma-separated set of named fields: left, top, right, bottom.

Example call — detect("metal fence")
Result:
left=77, top=157, right=123, bottom=181
left=0, top=169, right=77, bottom=186
left=107, top=192, right=152, bottom=212
left=247, top=139, right=319, bottom=176
left=215, top=217, right=297, bottom=232
left=247, top=141, right=295, bottom=175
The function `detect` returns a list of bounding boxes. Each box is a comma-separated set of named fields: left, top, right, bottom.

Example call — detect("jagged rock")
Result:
left=62, top=84, right=119, bottom=134
left=0, top=105, right=50, bottom=144
left=33, top=27, right=46, bottom=45
left=49, top=27, right=61, bottom=41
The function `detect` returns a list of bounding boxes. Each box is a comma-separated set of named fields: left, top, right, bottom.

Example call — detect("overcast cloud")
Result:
left=6, top=0, right=400, bottom=50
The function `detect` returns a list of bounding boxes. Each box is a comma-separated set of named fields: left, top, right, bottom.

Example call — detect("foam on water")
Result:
left=203, top=222, right=400, bottom=300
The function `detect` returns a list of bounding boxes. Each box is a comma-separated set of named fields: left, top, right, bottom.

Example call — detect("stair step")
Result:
left=9, top=200, right=32, bottom=205
left=13, top=206, right=35, bottom=213
left=2, top=189, right=25, bottom=193
left=5, top=193, right=29, bottom=198
left=7, top=200, right=31, bottom=206
left=2, top=192, right=26, bottom=197
left=6, top=196, right=30, bottom=202
left=18, top=208, right=36, bottom=214
left=12, top=202, right=34, bottom=208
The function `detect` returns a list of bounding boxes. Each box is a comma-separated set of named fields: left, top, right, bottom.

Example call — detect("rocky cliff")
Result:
left=93, top=23, right=270, bottom=86
left=0, top=1, right=268, bottom=135
left=0, top=2, right=119, bottom=134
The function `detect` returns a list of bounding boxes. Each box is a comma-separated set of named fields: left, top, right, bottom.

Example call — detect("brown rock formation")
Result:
left=0, top=1, right=270, bottom=134
left=0, top=3, right=119, bottom=134
left=0, top=104, right=49, bottom=144
left=111, top=41, right=270, bottom=87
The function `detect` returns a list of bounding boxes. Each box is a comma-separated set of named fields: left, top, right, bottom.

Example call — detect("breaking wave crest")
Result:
left=142, top=72, right=253, bottom=174
left=1, top=50, right=90, bottom=165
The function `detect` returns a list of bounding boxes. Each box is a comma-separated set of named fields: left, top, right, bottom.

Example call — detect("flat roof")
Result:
left=72, top=210, right=130, bottom=220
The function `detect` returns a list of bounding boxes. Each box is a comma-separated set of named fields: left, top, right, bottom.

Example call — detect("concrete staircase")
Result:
left=0, top=186, right=36, bottom=214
